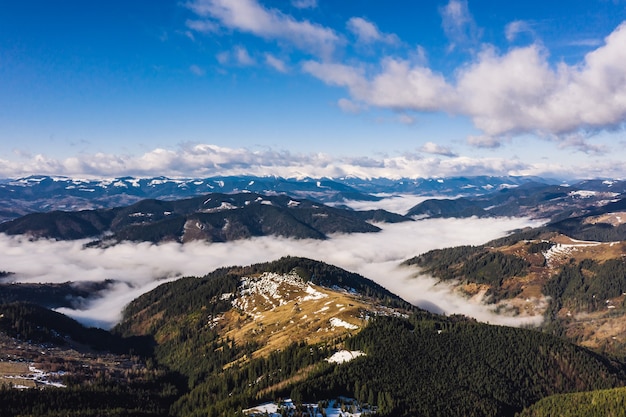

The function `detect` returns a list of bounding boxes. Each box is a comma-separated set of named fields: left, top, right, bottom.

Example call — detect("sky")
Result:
left=1, top=0, right=626, bottom=180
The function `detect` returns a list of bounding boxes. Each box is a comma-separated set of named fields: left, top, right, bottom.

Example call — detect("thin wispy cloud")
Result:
left=217, top=46, right=256, bottom=66
left=419, top=141, right=458, bottom=157
left=0, top=217, right=545, bottom=329
left=265, top=53, right=288, bottom=73
left=291, top=0, right=317, bottom=9
left=505, top=20, right=535, bottom=42
left=185, top=0, right=342, bottom=59
left=439, top=0, right=481, bottom=51
left=347, top=17, right=399, bottom=45
left=189, top=64, right=206, bottom=76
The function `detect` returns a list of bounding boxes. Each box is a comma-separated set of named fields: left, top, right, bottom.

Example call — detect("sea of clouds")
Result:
left=0, top=195, right=545, bottom=329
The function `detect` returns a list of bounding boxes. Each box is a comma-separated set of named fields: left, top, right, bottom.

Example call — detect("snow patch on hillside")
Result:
left=326, top=350, right=365, bottom=364
left=329, top=317, right=359, bottom=330
left=245, top=397, right=371, bottom=417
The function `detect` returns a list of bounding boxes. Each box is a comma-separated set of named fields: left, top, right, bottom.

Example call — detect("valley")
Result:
left=2, top=176, right=626, bottom=416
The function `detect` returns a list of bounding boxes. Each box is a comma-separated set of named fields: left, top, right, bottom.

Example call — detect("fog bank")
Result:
left=0, top=216, right=544, bottom=328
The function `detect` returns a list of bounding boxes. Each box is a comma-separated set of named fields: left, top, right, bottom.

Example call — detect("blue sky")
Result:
left=1, top=0, right=626, bottom=179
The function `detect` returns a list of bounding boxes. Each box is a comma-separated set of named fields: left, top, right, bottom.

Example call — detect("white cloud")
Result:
left=305, top=22, right=626, bottom=149
left=439, top=0, right=481, bottom=51
left=396, top=114, right=416, bottom=125
left=216, top=46, right=256, bottom=66
left=2, top=143, right=626, bottom=180
left=467, top=135, right=503, bottom=149
left=185, top=0, right=341, bottom=58
left=556, top=134, right=608, bottom=155
left=291, top=0, right=317, bottom=9
left=346, top=17, right=399, bottom=45
left=185, top=19, right=219, bottom=34
left=505, top=20, right=534, bottom=42
left=235, top=46, right=255, bottom=65
left=189, top=64, right=205, bottom=76
left=265, top=53, right=288, bottom=73
left=419, top=141, right=458, bottom=157
left=0, top=217, right=545, bottom=329
left=337, top=98, right=364, bottom=114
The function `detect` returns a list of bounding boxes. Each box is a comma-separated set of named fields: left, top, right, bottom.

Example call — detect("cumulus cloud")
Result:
left=3, top=142, right=626, bottom=179
left=419, top=141, right=458, bottom=157
left=346, top=17, right=399, bottom=45
left=185, top=0, right=341, bottom=58
left=305, top=21, right=626, bottom=147
left=0, top=217, right=545, bottom=328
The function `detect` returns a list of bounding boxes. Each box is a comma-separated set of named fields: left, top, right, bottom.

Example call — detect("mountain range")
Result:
left=4, top=175, right=626, bottom=416
left=0, top=192, right=409, bottom=244
left=3, top=257, right=626, bottom=417
left=408, top=180, right=626, bottom=221
left=0, top=175, right=551, bottom=223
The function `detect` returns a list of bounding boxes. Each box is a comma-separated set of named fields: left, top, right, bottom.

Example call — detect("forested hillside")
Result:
left=517, top=386, right=626, bottom=417
left=4, top=257, right=626, bottom=416
left=0, top=192, right=410, bottom=244
left=405, top=227, right=626, bottom=355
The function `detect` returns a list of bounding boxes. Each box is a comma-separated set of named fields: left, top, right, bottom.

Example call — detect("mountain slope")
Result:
left=404, top=225, right=626, bottom=355
left=407, top=182, right=624, bottom=221
left=293, top=315, right=626, bottom=417
left=113, top=257, right=626, bottom=417
left=518, top=386, right=626, bottom=417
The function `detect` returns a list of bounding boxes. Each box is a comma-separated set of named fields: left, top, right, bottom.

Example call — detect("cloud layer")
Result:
left=3, top=142, right=626, bottom=180
left=0, top=216, right=544, bottom=329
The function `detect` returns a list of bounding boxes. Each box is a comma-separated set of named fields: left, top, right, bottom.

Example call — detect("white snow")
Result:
left=244, top=397, right=370, bottom=417
left=288, top=200, right=300, bottom=207
left=569, top=190, right=597, bottom=198
left=301, top=284, right=328, bottom=301
left=202, top=201, right=237, bottom=212
left=543, top=240, right=602, bottom=266
left=232, top=271, right=317, bottom=317
left=326, top=350, right=365, bottom=364
left=4, top=365, right=67, bottom=389
left=314, top=306, right=330, bottom=314
left=329, top=317, right=359, bottom=330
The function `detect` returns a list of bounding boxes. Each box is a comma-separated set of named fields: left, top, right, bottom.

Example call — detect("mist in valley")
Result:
left=0, top=210, right=544, bottom=329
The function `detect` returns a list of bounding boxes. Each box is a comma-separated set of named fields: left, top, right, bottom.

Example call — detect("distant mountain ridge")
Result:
left=0, top=192, right=409, bottom=244
left=408, top=180, right=626, bottom=220
left=0, top=174, right=552, bottom=223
